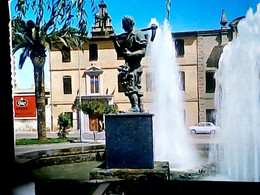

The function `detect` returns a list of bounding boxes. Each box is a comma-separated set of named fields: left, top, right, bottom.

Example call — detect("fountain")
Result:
left=13, top=1, right=260, bottom=194
left=147, top=19, right=199, bottom=170
left=209, top=5, right=260, bottom=182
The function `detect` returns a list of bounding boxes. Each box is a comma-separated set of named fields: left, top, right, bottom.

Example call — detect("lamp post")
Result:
left=78, top=49, right=83, bottom=142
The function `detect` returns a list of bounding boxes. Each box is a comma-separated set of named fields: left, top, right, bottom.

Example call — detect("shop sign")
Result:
left=14, top=95, right=36, bottom=118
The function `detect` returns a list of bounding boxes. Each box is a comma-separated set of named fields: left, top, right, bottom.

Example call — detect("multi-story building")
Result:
left=174, top=31, right=199, bottom=128
left=197, top=10, right=242, bottom=123
left=50, top=1, right=121, bottom=131
left=49, top=1, right=242, bottom=131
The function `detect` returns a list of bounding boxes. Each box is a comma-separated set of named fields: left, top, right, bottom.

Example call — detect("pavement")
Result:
left=15, top=131, right=106, bottom=155
left=15, top=130, right=105, bottom=140
left=15, top=131, right=215, bottom=156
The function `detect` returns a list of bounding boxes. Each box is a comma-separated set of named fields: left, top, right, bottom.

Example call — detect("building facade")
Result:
left=197, top=11, right=241, bottom=123
left=49, top=1, right=242, bottom=131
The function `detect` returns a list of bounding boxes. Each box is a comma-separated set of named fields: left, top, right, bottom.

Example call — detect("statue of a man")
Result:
left=112, top=16, right=147, bottom=112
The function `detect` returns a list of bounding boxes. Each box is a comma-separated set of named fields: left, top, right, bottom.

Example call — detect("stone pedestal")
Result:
left=89, top=161, right=170, bottom=181
left=105, top=113, right=154, bottom=169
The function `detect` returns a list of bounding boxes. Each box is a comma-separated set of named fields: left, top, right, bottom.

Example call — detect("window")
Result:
left=198, top=123, right=205, bottom=127
left=84, top=66, right=103, bottom=95
left=63, top=76, right=72, bottom=94
left=45, top=98, right=48, bottom=105
left=146, top=73, right=155, bottom=92
left=206, top=123, right=212, bottom=126
left=175, top=39, right=184, bottom=56
left=90, top=75, right=99, bottom=94
left=89, top=44, right=98, bottom=61
left=206, top=71, right=216, bottom=93
left=179, top=71, right=185, bottom=91
left=61, top=46, right=71, bottom=62
left=206, top=109, right=216, bottom=124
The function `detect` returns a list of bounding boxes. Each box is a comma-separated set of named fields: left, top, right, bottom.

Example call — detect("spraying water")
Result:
left=210, top=5, right=260, bottom=181
left=147, top=19, right=198, bottom=170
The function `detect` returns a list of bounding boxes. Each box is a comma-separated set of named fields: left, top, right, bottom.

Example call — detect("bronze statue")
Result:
left=112, top=16, right=149, bottom=112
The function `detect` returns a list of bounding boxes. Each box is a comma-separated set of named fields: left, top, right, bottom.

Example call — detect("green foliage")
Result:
left=14, top=0, right=97, bottom=36
left=16, top=137, right=78, bottom=145
left=57, top=113, right=71, bottom=138
left=12, top=0, right=97, bottom=68
left=78, top=100, right=118, bottom=117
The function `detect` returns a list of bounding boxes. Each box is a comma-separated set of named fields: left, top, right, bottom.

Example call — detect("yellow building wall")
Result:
left=177, top=36, right=197, bottom=65
left=50, top=36, right=198, bottom=131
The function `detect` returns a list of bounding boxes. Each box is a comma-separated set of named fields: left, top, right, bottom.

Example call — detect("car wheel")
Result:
left=191, top=130, right=196, bottom=134
left=210, top=130, right=216, bottom=135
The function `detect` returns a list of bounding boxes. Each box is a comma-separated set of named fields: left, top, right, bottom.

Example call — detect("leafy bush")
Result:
left=57, top=113, right=71, bottom=138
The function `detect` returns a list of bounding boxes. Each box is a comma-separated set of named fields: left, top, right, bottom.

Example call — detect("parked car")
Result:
left=188, top=122, right=220, bottom=134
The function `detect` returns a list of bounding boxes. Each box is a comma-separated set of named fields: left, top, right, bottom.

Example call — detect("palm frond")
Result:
left=12, top=17, right=34, bottom=53
left=12, top=0, right=97, bottom=57
left=19, top=47, right=30, bottom=69
left=42, top=26, right=87, bottom=51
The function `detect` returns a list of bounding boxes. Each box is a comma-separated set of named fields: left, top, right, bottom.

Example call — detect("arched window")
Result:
left=63, top=76, right=72, bottom=94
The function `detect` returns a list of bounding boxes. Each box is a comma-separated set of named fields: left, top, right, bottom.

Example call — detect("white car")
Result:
left=188, top=122, right=220, bottom=134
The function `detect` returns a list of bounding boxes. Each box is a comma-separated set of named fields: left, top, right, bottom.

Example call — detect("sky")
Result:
left=10, top=0, right=260, bottom=89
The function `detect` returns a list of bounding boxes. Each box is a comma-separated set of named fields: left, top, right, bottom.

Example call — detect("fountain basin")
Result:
left=89, top=161, right=170, bottom=181
left=15, top=142, right=258, bottom=194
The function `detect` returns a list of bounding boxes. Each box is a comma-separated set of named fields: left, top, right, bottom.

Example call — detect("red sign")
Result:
left=14, top=95, right=36, bottom=118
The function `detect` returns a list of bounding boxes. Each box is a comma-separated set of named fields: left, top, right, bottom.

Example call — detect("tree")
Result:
left=78, top=100, right=118, bottom=142
left=12, top=0, right=97, bottom=140
left=78, top=100, right=118, bottom=118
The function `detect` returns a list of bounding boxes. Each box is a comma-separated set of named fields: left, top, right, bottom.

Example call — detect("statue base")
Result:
left=105, top=113, right=154, bottom=169
left=89, top=161, right=170, bottom=181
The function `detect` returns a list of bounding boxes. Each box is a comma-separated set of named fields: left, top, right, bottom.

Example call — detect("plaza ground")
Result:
left=15, top=131, right=215, bottom=143
left=15, top=131, right=105, bottom=155
left=15, top=132, right=215, bottom=158
left=15, top=131, right=105, bottom=140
